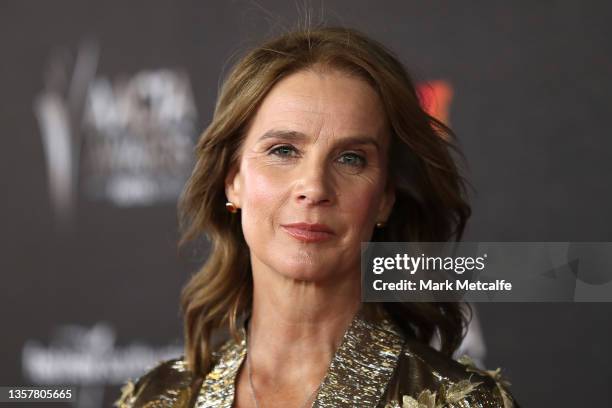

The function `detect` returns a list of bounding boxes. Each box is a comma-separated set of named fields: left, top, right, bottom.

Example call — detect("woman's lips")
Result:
left=281, top=225, right=335, bottom=243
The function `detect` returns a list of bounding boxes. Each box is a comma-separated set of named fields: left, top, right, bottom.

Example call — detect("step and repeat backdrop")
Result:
left=2, top=1, right=612, bottom=406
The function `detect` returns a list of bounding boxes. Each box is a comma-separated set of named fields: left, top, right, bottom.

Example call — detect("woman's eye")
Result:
left=269, top=145, right=298, bottom=158
left=338, top=152, right=367, bottom=168
left=267, top=146, right=366, bottom=168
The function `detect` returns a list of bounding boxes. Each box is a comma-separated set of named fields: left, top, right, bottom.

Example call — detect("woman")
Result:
left=116, top=26, right=519, bottom=408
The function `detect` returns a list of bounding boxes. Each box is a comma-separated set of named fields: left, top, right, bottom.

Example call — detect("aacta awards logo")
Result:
left=34, top=39, right=198, bottom=226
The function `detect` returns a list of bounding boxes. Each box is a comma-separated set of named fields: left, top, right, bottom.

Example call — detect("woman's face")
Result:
left=225, top=67, right=395, bottom=283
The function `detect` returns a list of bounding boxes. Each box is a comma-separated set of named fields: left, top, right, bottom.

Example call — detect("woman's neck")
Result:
left=246, top=259, right=362, bottom=385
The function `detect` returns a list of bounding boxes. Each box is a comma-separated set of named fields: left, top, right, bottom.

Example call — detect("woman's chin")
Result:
left=275, top=261, right=334, bottom=283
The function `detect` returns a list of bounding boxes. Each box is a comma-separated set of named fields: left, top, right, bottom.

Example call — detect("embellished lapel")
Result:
left=195, top=329, right=247, bottom=408
left=195, top=309, right=405, bottom=408
left=312, top=311, right=405, bottom=407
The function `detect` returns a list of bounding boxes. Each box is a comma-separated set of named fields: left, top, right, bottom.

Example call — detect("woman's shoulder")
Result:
left=114, top=337, right=239, bottom=407
left=389, top=337, right=520, bottom=407
left=114, top=357, right=197, bottom=408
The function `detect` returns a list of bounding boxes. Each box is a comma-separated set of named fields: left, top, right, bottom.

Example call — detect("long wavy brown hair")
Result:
left=178, top=25, right=472, bottom=377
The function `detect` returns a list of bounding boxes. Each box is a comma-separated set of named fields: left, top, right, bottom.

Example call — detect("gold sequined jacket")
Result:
left=115, top=311, right=519, bottom=408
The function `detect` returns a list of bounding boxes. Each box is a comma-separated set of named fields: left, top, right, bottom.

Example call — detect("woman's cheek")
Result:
left=348, top=182, right=380, bottom=215
left=242, top=164, right=286, bottom=225
left=343, top=187, right=381, bottom=239
left=249, top=164, right=286, bottom=198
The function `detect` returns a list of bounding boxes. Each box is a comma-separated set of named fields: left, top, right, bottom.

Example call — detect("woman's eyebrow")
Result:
left=257, top=129, right=307, bottom=143
left=336, top=135, right=380, bottom=151
left=258, top=129, right=380, bottom=151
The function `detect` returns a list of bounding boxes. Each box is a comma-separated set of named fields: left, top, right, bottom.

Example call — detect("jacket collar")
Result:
left=195, top=307, right=405, bottom=408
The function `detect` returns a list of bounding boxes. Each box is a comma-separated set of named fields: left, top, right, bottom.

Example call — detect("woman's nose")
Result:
left=294, top=160, right=335, bottom=207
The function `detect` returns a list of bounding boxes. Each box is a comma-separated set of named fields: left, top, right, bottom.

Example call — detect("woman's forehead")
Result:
left=246, top=69, right=389, bottom=145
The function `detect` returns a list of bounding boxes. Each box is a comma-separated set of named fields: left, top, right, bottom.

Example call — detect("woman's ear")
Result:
left=224, top=163, right=242, bottom=206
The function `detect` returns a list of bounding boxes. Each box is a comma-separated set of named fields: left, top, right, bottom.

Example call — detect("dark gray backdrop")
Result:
left=2, top=1, right=611, bottom=406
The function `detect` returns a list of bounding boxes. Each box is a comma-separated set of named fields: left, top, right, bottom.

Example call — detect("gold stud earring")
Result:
left=226, top=201, right=238, bottom=213
left=376, top=221, right=386, bottom=228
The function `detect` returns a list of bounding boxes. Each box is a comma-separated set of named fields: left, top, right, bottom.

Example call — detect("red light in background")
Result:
left=417, top=80, right=454, bottom=127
